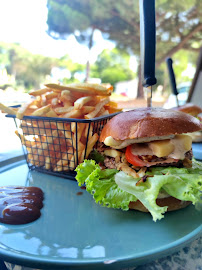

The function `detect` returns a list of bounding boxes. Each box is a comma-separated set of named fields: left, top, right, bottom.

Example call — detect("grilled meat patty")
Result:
left=102, top=150, right=193, bottom=170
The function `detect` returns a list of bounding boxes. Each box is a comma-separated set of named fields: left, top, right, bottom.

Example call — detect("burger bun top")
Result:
left=100, top=107, right=202, bottom=143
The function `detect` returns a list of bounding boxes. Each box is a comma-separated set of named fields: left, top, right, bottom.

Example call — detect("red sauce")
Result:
left=0, top=186, right=44, bottom=225
left=76, top=192, right=83, bottom=195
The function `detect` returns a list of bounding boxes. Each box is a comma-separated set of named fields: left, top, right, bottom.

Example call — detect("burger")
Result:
left=75, top=107, right=202, bottom=221
left=172, top=103, right=202, bottom=117
left=172, top=103, right=202, bottom=142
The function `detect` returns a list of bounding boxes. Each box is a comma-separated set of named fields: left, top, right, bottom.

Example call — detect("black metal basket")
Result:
left=6, top=113, right=117, bottom=179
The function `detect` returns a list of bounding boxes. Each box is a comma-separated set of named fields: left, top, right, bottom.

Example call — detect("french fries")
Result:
left=74, top=96, right=93, bottom=109
left=31, top=104, right=51, bottom=116
left=45, top=83, right=112, bottom=96
left=0, top=103, right=17, bottom=115
left=29, top=88, right=52, bottom=96
left=16, top=101, right=34, bottom=119
left=84, top=98, right=110, bottom=119
left=1, top=82, right=122, bottom=172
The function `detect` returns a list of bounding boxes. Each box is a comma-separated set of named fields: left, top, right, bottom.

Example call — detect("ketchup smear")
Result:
left=0, top=186, right=44, bottom=225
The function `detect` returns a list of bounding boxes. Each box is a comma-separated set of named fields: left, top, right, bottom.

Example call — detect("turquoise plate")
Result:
left=0, top=158, right=201, bottom=270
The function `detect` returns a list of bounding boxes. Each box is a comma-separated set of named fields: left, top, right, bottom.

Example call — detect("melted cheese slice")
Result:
left=104, top=135, right=175, bottom=149
left=130, top=134, right=192, bottom=160
left=149, top=139, right=174, bottom=157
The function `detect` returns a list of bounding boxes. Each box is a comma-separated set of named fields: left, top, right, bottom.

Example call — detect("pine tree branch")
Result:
left=182, top=46, right=200, bottom=52
left=156, top=22, right=202, bottom=67
left=110, top=10, right=139, bottom=32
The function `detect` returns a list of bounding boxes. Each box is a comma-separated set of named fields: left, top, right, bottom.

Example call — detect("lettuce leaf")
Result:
left=147, top=160, right=202, bottom=192
left=75, top=159, right=202, bottom=221
left=75, top=160, right=137, bottom=210
left=115, top=171, right=201, bottom=222
left=115, top=172, right=167, bottom=221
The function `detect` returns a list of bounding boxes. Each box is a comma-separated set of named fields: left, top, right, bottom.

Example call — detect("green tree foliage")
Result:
left=0, top=45, right=10, bottom=69
left=91, top=48, right=135, bottom=87
left=59, top=54, right=85, bottom=84
left=0, top=42, right=86, bottom=90
left=47, top=0, right=202, bottom=67
left=47, top=0, right=97, bottom=80
left=168, top=49, right=198, bottom=84
left=16, top=54, right=56, bottom=89
left=0, top=42, right=58, bottom=90
left=46, top=0, right=202, bottom=97
left=47, top=0, right=91, bottom=39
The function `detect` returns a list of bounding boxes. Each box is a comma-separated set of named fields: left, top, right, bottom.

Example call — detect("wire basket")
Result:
left=6, top=113, right=117, bottom=179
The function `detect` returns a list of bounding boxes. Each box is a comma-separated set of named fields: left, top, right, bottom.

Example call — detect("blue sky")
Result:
left=0, top=0, right=115, bottom=64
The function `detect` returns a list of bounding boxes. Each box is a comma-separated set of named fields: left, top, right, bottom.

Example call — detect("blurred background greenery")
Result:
left=0, top=0, right=201, bottom=106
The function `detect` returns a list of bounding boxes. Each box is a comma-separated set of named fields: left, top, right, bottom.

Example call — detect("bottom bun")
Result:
left=129, top=197, right=191, bottom=212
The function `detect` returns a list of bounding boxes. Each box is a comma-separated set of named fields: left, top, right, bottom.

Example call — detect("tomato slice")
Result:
left=125, top=145, right=179, bottom=167
left=125, top=145, right=146, bottom=167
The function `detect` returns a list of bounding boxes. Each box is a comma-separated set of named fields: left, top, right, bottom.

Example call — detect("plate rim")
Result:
left=0, top=225, right=201, bottom=269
